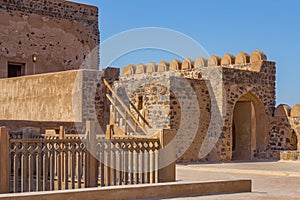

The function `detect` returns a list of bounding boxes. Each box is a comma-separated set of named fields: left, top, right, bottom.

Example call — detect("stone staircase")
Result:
left=104, top=79, right=150, bottom=138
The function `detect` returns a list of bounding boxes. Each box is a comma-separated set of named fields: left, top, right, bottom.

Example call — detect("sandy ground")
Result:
left=151, top=161, right=300, bottom=199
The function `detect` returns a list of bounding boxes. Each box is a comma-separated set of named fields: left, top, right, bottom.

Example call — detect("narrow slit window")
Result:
left=138, top=96, right=143, bottom=110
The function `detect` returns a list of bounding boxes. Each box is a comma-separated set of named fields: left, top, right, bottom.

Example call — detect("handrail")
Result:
left=103, top=79, right=148, bottom=135
left=129, top=102, right=151, bottom=128
left=106, top=93, right=140, bottom=134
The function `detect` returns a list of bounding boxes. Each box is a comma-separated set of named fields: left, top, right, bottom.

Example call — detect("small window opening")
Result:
left=8, top=62, right=25, bottom=78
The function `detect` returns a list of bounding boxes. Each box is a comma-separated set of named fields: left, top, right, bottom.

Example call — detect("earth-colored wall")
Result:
left=0, top=68, right=120, bottom=134
left=0, top=70, right=85, bottom=122
left=0, top=0, right=99, bottom=78
left=269, top=104, right=300, bottom=152
left=117, top=51, right=276, bottom=162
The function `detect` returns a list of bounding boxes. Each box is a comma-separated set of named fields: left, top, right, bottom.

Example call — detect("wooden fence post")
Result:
left=59, top=126, right=65, bottom=139
left=59, top=126, right=65, bottom=186
left=85, top=121, right=99, bottom=188
left=158, top=129, right=176, bottom=182
left=0, top=127, right=10, bottom=194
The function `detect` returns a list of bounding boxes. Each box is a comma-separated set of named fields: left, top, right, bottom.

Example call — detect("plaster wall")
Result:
left=0, top=0, right=99, bottom=78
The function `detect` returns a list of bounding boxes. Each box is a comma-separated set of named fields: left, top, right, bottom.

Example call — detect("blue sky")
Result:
left=76, top=0, right=300, bottom=107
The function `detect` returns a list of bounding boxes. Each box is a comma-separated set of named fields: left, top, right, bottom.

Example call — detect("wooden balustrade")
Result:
left=0, top=122, right=169, bottom=194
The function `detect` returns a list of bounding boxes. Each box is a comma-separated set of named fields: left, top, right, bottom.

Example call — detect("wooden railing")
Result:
left=97, top=138, right=160, bottom=186
left=103, top=79, right=149, bottom=136
left=10, top=138, right=86, bottom=192
left=0, top=123, right=167, bottom=194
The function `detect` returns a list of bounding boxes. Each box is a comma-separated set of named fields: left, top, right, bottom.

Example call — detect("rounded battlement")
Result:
left=194, top=56, right=208, bottom=68
left=157, top=61, right=170, bottom=72
left=250, top=50, right=267, bottom=64
left=182, top=58, right=194, bottom=70
left=146, top=62, right=157, bottom=73
left=170, top=59, right=182, bottom=71
left=136, top=63, right=147, bottom=74
left=208, top=55, right=221, bottom=66
left=235, top=52, right=250, bottom=65
left=291, top=104, right=300, bottom=118
left=221, top=53, right=235, bottom=66
left=120, top=50, right=270, bottom=76
left=275, top=104, right=291, bottom=117
left=122, top=64, right=136, bottom=76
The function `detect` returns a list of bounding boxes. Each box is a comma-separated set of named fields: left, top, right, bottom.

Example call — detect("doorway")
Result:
left=232, top=101, right=254, bottom=160
left=8, top=62, right=25, bottom=78
left=231, top=93, right=267, bottom=161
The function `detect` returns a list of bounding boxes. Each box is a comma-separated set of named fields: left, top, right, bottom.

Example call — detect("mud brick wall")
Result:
left=0, top=68, right=120, bottom=135
left=0, top=0, right=99, bottom=77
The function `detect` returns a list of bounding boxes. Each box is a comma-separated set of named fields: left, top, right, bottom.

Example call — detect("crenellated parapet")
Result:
left=270, top=104, right=300, bottom=152
left=121, top=50, right=271, bottom=76
left=274, top=104, right=300, bottom=118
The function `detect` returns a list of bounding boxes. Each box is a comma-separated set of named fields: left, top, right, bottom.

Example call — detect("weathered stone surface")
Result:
left=194, top=56, right=208, bottom=68
left=115, top=55, right=279, bottom=162
left=136, top=64, right=146, bottom=74
left=0, top=68, right=119, bottom=134
left=170, top=60, right=182, bottom=70
left=182, top=58, right=194, bottom=70
left=208, top=55, right=221, bottom=66
left=275, top=104, right=291, bottom=117
left=291, top=104, right=300, bottom=118
left=122, top=64, right=136, bottom=75
left=157, top=61, right=170, bottom=72
left=250, top=50, right=267, bottom=63
left=0, top=0, right=99, bottom=77
left=119, top=51, right=270, bottom=76
left=221, top=53, right=235, bottom=66
left=235, top=52, right=250, bottom=65
left=146, top=63, right=157, bottom=73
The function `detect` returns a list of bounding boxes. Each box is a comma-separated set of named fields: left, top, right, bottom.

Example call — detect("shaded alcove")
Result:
left=231, top=92, right=268, bottom=160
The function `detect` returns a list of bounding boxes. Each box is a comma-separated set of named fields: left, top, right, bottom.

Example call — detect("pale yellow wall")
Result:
left=0, top=70, right=83, bottom=122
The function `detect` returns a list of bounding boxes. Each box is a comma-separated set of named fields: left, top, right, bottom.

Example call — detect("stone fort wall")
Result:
left=0, top=0, right=99, bottom=78
left=117, top=50, right=277, bottom=162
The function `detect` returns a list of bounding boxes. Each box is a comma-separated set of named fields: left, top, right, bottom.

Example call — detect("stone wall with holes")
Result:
left=0, top=0, right=99, bottom=78
left=267, top=104, right=300, bottom=151
left=114, top=71, right=174, bottom=133
left=118, top=50, right=280, bottom=162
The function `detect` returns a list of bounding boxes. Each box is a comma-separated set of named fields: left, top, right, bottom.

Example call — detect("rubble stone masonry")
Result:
left=0, top=0, right=99, bottom=77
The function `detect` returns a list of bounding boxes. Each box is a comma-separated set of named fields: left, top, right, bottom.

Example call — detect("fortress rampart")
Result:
left=122, top=50, right=269, bottom=76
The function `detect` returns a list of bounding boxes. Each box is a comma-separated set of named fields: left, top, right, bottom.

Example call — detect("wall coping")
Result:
left=0, top=180, right=251, bottom=200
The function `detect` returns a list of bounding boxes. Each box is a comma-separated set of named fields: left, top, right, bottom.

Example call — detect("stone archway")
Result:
left=231, top=92, right=268, bottom=160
